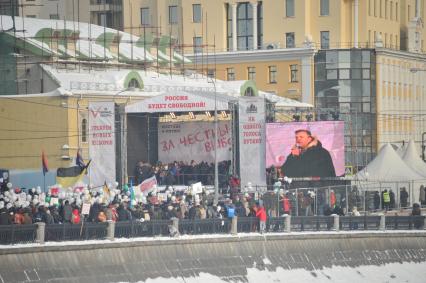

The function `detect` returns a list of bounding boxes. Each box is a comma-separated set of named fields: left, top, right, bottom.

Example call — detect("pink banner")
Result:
left=266, top=121, right=345, bottom=177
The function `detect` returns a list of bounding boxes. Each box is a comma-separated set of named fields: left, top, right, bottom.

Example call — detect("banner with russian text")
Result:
left=88, top=102, right=116, bottom=187
left=238, top=97, right=266, bottom=187
left=158, top=121, right=231, bottom=163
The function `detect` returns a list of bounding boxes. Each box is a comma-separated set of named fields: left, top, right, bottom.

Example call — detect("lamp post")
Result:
left=209, top=78, right=219, bottom=206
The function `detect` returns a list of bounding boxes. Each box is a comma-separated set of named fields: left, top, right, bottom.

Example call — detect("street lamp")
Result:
left=208, top=78, right=219, bottom=206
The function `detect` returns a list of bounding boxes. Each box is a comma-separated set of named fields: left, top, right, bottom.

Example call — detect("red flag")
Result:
left=42, top=150, right=49, bottom=175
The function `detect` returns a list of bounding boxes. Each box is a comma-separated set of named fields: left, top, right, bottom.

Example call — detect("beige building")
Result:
left=125, top=0, right=425, bottom=53
left=376, top=48, right=426, bottom=149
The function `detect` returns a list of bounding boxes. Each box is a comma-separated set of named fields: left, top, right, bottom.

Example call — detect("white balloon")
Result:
left=6, top=182, right=12, bottom=189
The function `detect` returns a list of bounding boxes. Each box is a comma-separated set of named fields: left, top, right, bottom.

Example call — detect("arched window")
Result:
left=128, top=78, right=140, bottom=89
left=244, top=87, right=255, bottom=97
left=81, top=118, right=87, bottom=142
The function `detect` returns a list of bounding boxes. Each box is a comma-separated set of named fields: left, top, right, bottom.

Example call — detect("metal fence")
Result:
left=0, top=215, right=424, bottom=245
left=179, top=218, right=231, bottom=235
left=114, top=220, right=170, bottom=238
left=0, top=224, right=37, bottom=245
left=45, top=222, right=108, bottom=242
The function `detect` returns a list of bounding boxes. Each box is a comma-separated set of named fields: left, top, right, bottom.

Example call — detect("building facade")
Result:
left=124, top=0, right=425, bottom=54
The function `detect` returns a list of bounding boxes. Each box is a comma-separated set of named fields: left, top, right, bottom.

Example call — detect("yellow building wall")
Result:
left=0, top=97, right=71, bottom=170
left=120, top=0, right=425, bottom=54
left=0, top=95, right=131, bottom=170
left=211, top=59, right=302, bottom=99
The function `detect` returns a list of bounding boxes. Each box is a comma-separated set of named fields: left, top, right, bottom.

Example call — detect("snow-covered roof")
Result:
left=42, top=65, right=312, bottom=108
left=0, top=15, right=186, bottom=63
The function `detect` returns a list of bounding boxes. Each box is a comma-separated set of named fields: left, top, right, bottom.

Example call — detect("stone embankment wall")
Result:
left=0, top=232, right=425, bottom=283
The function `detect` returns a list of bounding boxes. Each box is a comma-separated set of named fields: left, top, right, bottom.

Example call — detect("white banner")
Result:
left=88, top=102, right=116, bottom=187
left=238, top=97, right=266, bottom=187
left=158, top=121, right=231, bottom=163
left=125, top=91, right=229, bottom=113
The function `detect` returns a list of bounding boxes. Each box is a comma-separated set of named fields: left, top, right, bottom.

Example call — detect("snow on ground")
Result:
left=113, top=262, right=426, bottom=283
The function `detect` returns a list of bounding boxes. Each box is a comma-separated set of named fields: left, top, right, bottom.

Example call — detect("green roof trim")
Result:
left=135, top=33, right=154, bottom=49
left=95, top=32, right=117, bottom=49
left=240, top=81, right=259, bottom=97
left=34, top=28, right=54, bottom=45
left=1, top=32, right=53, bottom=57
left=124, top=71, right=144, bottom=89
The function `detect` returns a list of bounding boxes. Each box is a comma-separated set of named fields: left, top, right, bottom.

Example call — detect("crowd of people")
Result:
left=133, top=160, right=232, bottom=188
left=0, top=181, right=272, bottom=232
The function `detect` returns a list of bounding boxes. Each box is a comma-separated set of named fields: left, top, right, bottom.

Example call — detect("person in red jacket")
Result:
left=254, top=204, right=267, bottom=233
left=71, top=209, right=81, bottom=224
left=281, top=193, right=292, bottom=215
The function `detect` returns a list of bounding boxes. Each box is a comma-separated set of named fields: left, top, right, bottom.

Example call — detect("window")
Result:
left=26, top=15, right=36, bottom=18
left=415, top=0, right=419, bottom=17
left=244, top=87, right=255, bottom=96
left=237, top=2, right=253, bottom=50
left=369, top=0, right=372, bottom=16
left=207, top=69, right=215, bottom=78
left=193, top=4, right=201, bottom=23
left=169, top=5, right=178, bottom=24
left=141, top=8, right=150, bottom=26
left=374, top=0, right=377, bottom=16
left=128, top=78, right=140, bottom=89
left=408, top=5, right=411, bottom=21
left=226, top=4, right=232, bottom=51
left=385, top=0, right=388, bottom=19
left=49, top=14, right=59, bottom=20
left=193, top=37, right=202, bottom=54
left=247, top=67, right=256, bottom=81
left=380, top=0, right=382, bottom=17
left=396, top=3, right=398, bottom=20
left=390, top=1, right=393, bottom=20
left=81, top=119, right=87, bottom=143
left=286, top=32, right=295, bottom=48
left=286, top=0, right=295, bottom=17
left=320, top=0, right=329, bottom=16
left=320, top=31, right=330, bottom=49
left=257, top=2, right=263, bottom=49
left=290, top=64, right=298, bottom=82
left=268, top=66, right=277, bottom=83
left=227, top=68, right=235, bottom=81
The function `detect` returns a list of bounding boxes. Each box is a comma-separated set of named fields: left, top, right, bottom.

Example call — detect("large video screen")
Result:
left=266, top=121, right=345, bottom=177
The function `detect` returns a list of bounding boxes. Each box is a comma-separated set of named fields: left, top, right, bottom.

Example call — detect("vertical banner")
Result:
left=88, top=102, right=116, bottom=187
left=238, top=97, right=266, bottom=188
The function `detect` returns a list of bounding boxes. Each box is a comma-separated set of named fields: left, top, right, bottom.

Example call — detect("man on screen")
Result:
left=281, top=129, right=336, bottom=178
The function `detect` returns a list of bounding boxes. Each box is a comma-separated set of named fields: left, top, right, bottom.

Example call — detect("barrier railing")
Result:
left=45, top=222, right=108, bottom=242
left=179, top=218, right=231, bottom=235
left=0, top=215, right=424, bottom=245
left=0, top=224, right=37, bottom=245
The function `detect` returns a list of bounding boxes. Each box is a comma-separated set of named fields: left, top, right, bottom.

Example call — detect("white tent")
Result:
left=396, top=143, right=407, bottom=157
left=355, top=143, right=425, bottom=207
left=402, top=140, right=426, bottom=178
left=356, top=143, right=424, bottom=182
